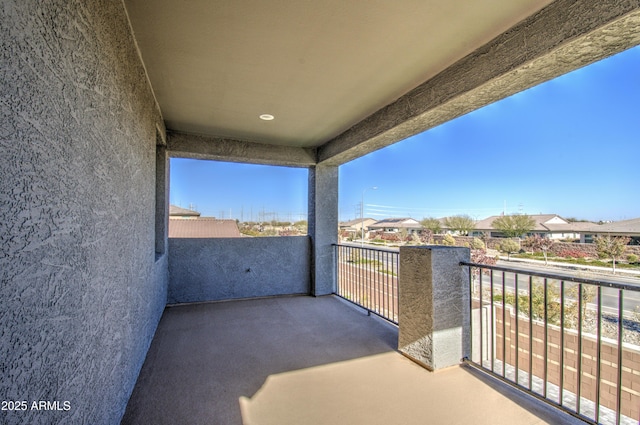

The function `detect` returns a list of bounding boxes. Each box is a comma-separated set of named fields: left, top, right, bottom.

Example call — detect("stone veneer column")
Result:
left=308, top=164, right=338, bottom=296
left=398, top=246, right=471, bottom=370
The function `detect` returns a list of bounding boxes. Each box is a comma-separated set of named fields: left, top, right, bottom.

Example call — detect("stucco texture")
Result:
left=308, top=165, right=338, bottom=295
left=398, top=246, right=470, bottom=370
left=1, top=1, right=167, bottom=424
left=168, top=237, right=311, bottom=303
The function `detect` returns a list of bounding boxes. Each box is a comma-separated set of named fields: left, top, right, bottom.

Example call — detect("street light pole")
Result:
left=361, top=186, right=377, bottom=247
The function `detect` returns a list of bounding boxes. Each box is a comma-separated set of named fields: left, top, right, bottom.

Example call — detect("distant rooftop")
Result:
left=589, top=217, right=640, bottom=235
left=169, top=218, right=241, bottom=238
left=369, top=218, right=421, bottom=229
left=340, top=218, right=376, bottom=227
left=169, top=205, right=201, bottom=217
left=474, top=214, right=571, bottom=232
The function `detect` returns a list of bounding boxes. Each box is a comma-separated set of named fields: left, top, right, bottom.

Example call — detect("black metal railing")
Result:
left=333, top=244, right=399, bottom=324
left=461, top=261, right=640, bottom=425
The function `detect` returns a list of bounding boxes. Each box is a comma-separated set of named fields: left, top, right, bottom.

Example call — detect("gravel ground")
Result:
left=580, top=312, right=640, bottom=346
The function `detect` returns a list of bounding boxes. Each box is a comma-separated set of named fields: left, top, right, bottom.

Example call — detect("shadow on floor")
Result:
left=121, top=295, right=582, bottom=425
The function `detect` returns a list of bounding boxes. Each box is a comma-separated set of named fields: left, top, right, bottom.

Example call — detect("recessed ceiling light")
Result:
left=259, top=114, right=275, bottom=121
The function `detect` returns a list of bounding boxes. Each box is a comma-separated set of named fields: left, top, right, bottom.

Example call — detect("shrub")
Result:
left=628, top=254, right=639, bottom=264
left=471, top=249, right=497, bottom=266
left=442, top=234, right=456, bottom=246
left=558, top=248, right=588, bottom=259
left=470, top=237, right=485, bottom=250
left=498, top=239, right=520, bottom=260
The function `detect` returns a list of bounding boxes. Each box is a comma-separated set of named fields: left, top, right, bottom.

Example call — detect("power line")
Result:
left=366, top=203, right=498, bottom=212
left=363, top=204, right=503, bottom=219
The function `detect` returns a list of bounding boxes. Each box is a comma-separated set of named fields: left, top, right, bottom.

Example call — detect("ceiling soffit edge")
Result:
left=317, top=0, right=640, bottom=166
left=166, top=130, right=317, bottom=167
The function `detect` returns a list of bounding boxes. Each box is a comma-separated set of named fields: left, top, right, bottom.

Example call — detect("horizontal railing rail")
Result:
left=333, top=244, right=399, bottom=324
left=461, top=261, right=640, bottom=425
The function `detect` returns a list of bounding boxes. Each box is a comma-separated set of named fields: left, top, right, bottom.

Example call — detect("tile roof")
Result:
left=340, top=218, right=376, bottom=227
left=474, top=214, right=640, bottom=236
left=369, top=218, right=421, bottom=229
left=543, top=222, right=595, bottom=232
left=169, top=205, right=201, bottom=217
left=169, top=218, right=241, bottom=238
left=587, top=217, right=640, bottom=234
left=474, top=214, right=570, bottom=232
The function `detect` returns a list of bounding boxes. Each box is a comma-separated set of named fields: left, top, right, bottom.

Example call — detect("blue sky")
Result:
left=170, top=45, right=639, bottom=223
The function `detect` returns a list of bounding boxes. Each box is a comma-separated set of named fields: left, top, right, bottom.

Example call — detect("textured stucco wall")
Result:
left=168, top=237, right=311, bottom=303
left=0, top=2, right=167, bottom=424
left=308, top=165, right=339, bottom=295
left=398, top=246, right=470, bottom=370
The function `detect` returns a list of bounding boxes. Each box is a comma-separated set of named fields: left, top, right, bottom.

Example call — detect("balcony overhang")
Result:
left=126, top=0, right=640, bottom=167
left=167, top=130, right=317, bottom=167
left=317, top=2, right=640, bottom=165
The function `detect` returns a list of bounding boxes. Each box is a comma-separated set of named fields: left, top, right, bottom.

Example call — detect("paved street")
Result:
left=336, top=243, right=640, bottom=318
left=476, top=264, right=640, bottom=316
left=336, top=258, right=398, bottom=323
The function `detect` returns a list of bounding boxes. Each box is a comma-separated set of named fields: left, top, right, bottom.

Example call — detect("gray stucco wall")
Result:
left=168, top=237, right=311, bottom=303
left=308, top=165, right=339, bottom=295
left=1, top=2, right=167, bottom=424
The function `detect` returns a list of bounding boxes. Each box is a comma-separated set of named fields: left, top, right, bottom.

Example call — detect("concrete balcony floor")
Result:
left=121, top=295, right=583, bottom=425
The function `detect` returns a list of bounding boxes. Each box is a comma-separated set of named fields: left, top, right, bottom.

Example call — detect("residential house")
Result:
left=339, top=218, right=378, bottom=239
left=581, top=217, right=640, bottom=244
left=473, top=214, right=592, bottom=239
left=168, top=204, right=241, bottom=238
left=169, top=205, right=201, bottom=219
left=369, top=218, right=423, bottom=235
left=339, top=218, right=378, bottom=232
left=2, top=1, right=636, bottom=424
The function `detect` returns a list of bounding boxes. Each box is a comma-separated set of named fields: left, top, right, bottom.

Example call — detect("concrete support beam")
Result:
left=308, top=165, right=339, bottom=296
left=398, top=246, right=471, bottom=371
left=318, top=0, right=640, bottom=165
left=167, top=130, right=317, bottom=167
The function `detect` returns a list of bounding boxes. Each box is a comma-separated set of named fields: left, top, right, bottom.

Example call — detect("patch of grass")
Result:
left=512, top=253, right=640, bottom=270
left=514, top=252, right=545, bottom=260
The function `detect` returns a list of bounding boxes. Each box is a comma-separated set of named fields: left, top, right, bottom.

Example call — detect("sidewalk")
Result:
left=499, top=256, right=640, bottom=278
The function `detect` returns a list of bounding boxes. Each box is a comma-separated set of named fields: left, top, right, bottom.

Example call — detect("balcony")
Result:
left=121, top=242, right=616, bottom=424
left=121, top=295, right=582, bottom=425
left=4, top=2, right=640, bottom=425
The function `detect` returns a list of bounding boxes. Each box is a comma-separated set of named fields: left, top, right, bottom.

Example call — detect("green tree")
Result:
left=420, top=217, right=442, bottom=234
left=499, top=239, right=520, bottom=260
left=492, top=214, right=536, bottom=238
left=522, top=234, right=555, bottom=265
left=595, top=235, right=631, bottom=274
left=443, top=214, right=475, bottom=236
